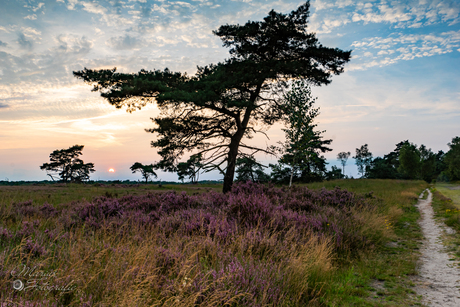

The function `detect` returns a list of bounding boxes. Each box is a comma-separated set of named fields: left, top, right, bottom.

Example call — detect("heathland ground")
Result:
left=1, top=179, right=447, bottom=306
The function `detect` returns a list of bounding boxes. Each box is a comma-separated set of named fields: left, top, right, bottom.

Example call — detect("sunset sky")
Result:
left=1, top=0, right=459, bottom=181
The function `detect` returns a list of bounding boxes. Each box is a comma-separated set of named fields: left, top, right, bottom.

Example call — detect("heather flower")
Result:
left=0, top=226, right=13, bottom=240
left=39, top=202, right=58, bottom=218
left=13, top=200, right=39, bottom=217
left=22, top=239, right=47, bottom=257
left=15, top=221, right=35, bottom=238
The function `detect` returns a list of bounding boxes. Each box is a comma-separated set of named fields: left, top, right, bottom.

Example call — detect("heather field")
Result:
left=0, top=180, right=428, bottom=306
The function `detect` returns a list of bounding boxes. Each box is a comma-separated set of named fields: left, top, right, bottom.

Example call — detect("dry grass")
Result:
left=0, top=180, right=428, bottom=306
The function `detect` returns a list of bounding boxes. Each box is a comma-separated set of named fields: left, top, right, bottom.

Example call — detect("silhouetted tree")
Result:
left=176, top=154, right=203, bottom=183
left=269, top=163, right=293, bottom=184
left=235, top=156, right=270, bottom=182
left=130, top=162, right=157, bottom=183
left=337, top=151, right=351, bottom=176
left=73, top=2, right=351, bottom=193
left=354, top=144, right=372, bottom=178
left=40, top=145, right=95, bottom=182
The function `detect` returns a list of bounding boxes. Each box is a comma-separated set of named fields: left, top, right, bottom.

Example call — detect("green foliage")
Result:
left=176, top=154, right=203, bottom=183
left=130, top=162, right=157, bottom=183
left=73, top=2, right=351, bottom=193
left=445, top=136, right=460, bottom=181
left=275, top=79, right=332, bottom=185
left=235, top=156, right=270, bottom=182
left=326, top=165, right=344, bottom=181
left=367, top=140, right=442, bottom=182
left=39, top=145, right=95, bottom=182
left=419, top=144, right=436, bottom=182
left=395, top=142, right=438, bottom=182
left=367, top=157, right=399, bottom=179
left=353, top=144, right=373, bottom=178
left=397, top=142, right=420, bottom=179
left=268, top=163, right=292, bottom=184
left=435, top=150, right=447, bottom=179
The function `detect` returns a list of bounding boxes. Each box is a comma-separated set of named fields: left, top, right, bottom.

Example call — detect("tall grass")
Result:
left=0, top=180, right=427, bottom=306
left=432, top=184, right=460, bottom=231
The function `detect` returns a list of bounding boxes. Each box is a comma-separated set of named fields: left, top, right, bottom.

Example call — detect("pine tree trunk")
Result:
left=223, top=140, right=239, bottom=193
left=222, top=100, right=255, bottom=193
left=223, top=126, right=247, bottom=193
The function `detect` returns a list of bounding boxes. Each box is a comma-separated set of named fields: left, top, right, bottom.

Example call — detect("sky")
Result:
left=0, top=0, right=459, bottom=181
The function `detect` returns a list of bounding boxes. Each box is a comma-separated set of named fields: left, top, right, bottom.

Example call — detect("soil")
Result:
left=413, top=189, right=460, bottom=306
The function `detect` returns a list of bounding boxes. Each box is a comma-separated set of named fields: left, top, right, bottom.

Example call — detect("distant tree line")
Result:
left=40, top=136, right=459, bottom=185
left=351, top=137, right=460, bottom=182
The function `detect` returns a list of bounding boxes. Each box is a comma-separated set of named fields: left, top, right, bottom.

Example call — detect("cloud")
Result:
left=33, top=3, right=45, bottom=12
left=24, top=14, right=38, bottom=20
left=54, top=34, right=93, bottom=54
left=139, top=1, right=153, bottom=18
left=0, top=41, right=7, bottom=47
left=17, top=33, right=33, bottom=50
left=80, top=1, right=107, bottom=15
left=0, top=102, right=9, bottom=108
left=310, top=0, right=460, bottom=33
left=350, top=30, right=460, bottom=70
left=0, top=33, right=93, bottom=86
left=107, top=34, right=144, bottom=50
left=313, top=0, right=354, bottom=11
left=24, top=2, right=45, bottom=12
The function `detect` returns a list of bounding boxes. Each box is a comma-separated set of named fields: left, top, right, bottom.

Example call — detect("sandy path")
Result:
left=414, top=189, right=460, bottom=306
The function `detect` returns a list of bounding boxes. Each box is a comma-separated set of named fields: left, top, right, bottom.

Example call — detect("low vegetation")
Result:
left=0, top=179, right=428, bottom=306
left=430, top=183, right=460, bottom=264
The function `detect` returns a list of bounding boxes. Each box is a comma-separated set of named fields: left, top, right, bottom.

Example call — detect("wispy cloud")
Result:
left=24, top=14, right=38, bottom=20
left=311, top=0, right=460, bottom=33
left=17, top=33, right=33, bottom=50
left=107, top=34, right=144, bottom=50
left=350, top=30, right=460, bottom=70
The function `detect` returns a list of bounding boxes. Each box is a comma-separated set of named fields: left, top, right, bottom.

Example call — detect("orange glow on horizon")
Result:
left=108, top=168, right=115, bottom=173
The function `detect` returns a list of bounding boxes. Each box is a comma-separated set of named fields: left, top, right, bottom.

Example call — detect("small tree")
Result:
left=354, top=144, right=373, bottom=178
left=337, top=151, right=351, bottom=176
left=130, top=162, right=157, bottom=183
left=176, top=154, right=203, bottom=183
left=40, top=145, right=95, bottom=182
left=235, top=156, right=270, bottom=182
left=277, top=80, right=332, bottom=187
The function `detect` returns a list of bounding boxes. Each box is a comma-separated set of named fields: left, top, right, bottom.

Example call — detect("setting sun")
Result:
left=108, top=168, right=115, bottom=173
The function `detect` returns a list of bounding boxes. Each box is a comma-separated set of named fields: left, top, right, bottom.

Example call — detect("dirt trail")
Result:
left=414, top=189, right=460, bottom=306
